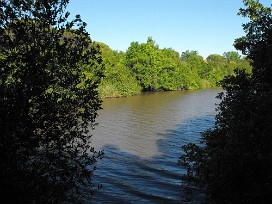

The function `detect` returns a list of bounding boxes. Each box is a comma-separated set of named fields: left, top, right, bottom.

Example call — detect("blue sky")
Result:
left=67, top=0, right=271, bottom=59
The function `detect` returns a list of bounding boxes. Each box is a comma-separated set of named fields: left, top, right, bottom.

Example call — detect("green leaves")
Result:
left=179, top=1, right=272, bottom=203
left=97, top=42, right=141, bottom=97
left=0, top=1, right=103, bottom=203
left=126, top=39, right=203, bottom=91
left=99, top=37, right=251, bottom=95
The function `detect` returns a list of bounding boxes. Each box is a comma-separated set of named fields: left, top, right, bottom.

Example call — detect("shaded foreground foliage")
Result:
left=0, top=0, right=103, bottom=203
left=179, top=0, right=272, bottom=203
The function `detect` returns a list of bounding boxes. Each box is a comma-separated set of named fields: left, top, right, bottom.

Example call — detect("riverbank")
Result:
left=99, top=84, right=214, bottom=99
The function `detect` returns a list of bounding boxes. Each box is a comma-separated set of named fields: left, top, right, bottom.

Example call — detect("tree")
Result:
left=235, top=0, right=272, bottom=84
left=0, top=0, right=103, bottom=203
left=223, top=51, right=241, bottom=62
left=180, top=50, right=198, bottom=61
left=179, top=0, right=272, bottom=203
left=205, top=54, right=227, bottom=85
left=125, top=40, right=206, bottom=91
left=97, top=42, right=141, bottom=97
left=180, top=50, right=204, bottom=88
left=125, top=37, right=161, bottom=91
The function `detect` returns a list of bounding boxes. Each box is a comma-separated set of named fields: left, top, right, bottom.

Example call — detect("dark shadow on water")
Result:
left=91, top=115, right=215, bottom=204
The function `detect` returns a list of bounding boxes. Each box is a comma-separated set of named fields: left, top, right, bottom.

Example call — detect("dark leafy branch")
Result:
left=0, top=0, right=103, bottom=203
left=179, top=0, right=272, bottom=203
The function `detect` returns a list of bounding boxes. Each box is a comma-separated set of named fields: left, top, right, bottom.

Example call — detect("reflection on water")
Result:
left=90, top=89, right=220, bottom=203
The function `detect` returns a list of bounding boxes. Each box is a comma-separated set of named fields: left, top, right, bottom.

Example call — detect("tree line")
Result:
left=96, top=37, right=251, bottom=98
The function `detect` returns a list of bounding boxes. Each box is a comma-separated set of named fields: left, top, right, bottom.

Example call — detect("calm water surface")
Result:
left=90, top=89, right=220, bottom=203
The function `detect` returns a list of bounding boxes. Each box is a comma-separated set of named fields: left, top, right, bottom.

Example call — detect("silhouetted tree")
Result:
left=0, top=0, right=103, bottom=203
left=179, top=0, right=272, bottom=203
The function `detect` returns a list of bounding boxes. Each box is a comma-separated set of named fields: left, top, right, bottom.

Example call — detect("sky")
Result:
left=67, top=0, right=271, bottom=59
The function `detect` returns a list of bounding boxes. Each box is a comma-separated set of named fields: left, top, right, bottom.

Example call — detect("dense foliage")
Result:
left=0, top=0, right=103, bottom=203
left=0, top=0, right=257, bottom=203
left=179, top=0, right=272, bottom=203
left=97, top=42, right=141, bottom=97
left=98, top=37, right=251, bottom=97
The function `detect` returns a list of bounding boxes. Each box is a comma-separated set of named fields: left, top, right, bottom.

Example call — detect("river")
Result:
left=90, top=88, right=221, bottom=203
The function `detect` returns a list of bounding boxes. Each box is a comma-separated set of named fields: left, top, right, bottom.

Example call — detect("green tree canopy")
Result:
left=125, top=39, right=207, bottom=91
left=97, top=42, right=141, bottom=97
left=0, top=0, right=103, bottom=203
left=180, top=50, right=198, bottom=61
left=125, top=37, right=161, bottom=91
left=223, top=51, right=241, bottom=62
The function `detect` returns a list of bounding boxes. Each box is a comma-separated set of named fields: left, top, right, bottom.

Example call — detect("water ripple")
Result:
left=90, top=89, right=220, bottom=203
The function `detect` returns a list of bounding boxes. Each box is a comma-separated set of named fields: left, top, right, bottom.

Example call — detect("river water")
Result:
left=90, top=88, right=221, bottom=203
